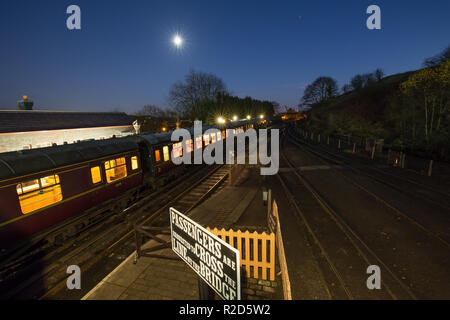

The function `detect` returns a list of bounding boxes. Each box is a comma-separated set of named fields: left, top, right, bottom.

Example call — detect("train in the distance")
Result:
left=0, top=118, right=266, bottom=251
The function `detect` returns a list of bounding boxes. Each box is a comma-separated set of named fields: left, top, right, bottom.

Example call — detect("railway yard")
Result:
left=275, top=128, right=450, bottom=299
left=0, top=122, right=449, bottom=300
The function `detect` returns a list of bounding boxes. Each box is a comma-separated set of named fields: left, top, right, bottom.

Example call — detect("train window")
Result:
left=172, top=142, right=182, bottom=158
left=211, top=133, right=216, bottom=143
left=186, top=139, right=193, bottom=153
left=163, top=146, right=170, bottom=162
left=155, top=150, right=161, bottom=162
left=203, top=134, right=210, bottom=146
left=91, top=167, right=102, bottom=184
left=16, top=174, right=63, bottom=214
left=217, top=131, right=221, bottom=141
left=17, top=179, right=39, bottom=195
left=105, top=157, right=127, bottom=183
left=131, top=156, right=139, bottom=170
left=196, top=136, right=202, bottom=149
left=41, top=175, right=60, bottom=187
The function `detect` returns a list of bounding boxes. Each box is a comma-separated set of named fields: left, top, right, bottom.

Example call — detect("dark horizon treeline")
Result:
left=135, top=69, right=276, bottom=125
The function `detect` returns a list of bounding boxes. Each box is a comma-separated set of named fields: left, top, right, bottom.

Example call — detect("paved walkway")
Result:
left=83, top=236, right=199, bottom=300
left=83, top=167, right=266, bottom=300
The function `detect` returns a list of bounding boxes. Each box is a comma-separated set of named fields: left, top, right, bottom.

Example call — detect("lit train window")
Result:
left=217, top=131, right=221, bottom=141
left=203, top=134, right=210, bottom=146
left=163, top=146, right=169, bottom=161
left=91, top=166, right=102, bottom=184
left=211, top=133, right=216, bottom=143
left=17, top=179, right=39, bottom=195
left=131, top=156, right=139, bottom=170
left=155, top=150, right=161, bottom=162
left=186, top=139, right=193, bottom=153
left=16, top=174, right=62, bottom=214
left=104, top=157, right=127, bottom=183
left=196, top=137, right=202, bottom=149
left=172, top=142, right=182, bottom=158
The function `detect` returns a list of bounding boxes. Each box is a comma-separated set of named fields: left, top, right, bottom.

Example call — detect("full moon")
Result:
left=173, top=34, right=183, bottom=48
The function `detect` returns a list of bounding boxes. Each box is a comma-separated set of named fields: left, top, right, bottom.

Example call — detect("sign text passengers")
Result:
left=170, top=207, right=240, bottom=300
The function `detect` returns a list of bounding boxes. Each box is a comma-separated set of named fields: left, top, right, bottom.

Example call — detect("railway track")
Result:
left=0, top=164, right=230, bottom=299
left=278, top=140, right=417, bottom=299
left=293, top=128, right=450, bottom=211
left=287, top=129, right=450, bottom=247
left=279, top=129, right=450, bottom=299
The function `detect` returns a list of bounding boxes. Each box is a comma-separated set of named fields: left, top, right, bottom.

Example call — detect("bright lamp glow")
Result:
left=247, top=115, right=251, bottom=120
left=259, top=114, right=264, bottom=119
left=173, top=34, right=183, bottom=48
left=217, top=117, right=225, bottom=124
left=233, top=115, right=238, bottom=121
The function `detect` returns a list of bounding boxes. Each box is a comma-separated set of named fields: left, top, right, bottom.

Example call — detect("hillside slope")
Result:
left=304, top=70, right=416, bottom=140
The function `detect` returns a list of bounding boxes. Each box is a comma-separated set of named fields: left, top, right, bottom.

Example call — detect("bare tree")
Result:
left=134, top=104, right=166, bottom=117
left=423, top=45, right=450, bottom=67
left=361, top=73, right=376, bottom=86
left=301, top=76, right=338, bottom=106
left=350, top=74, right=364, bottom=90
left=342, top=83, right=352, bottom=93
left=375, top=68, right=384, bottom=82
left=169, top=69, right=228, bottom=118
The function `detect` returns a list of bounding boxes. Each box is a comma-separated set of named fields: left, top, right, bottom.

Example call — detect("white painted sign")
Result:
left=169, top=207, right=240, bottom=300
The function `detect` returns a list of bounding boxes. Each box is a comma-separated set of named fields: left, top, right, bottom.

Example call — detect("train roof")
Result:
left=0, top=138, right=138, bottom=181
left=0, top=118, right=258, bottom=180
left=134, top=120, right=255, bottom=146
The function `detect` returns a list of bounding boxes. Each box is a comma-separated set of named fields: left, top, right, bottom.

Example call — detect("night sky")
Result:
left=1, top=0, right=449, bottom=113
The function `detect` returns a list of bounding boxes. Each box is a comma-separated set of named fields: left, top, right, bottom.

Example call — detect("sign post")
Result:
left=169, top=207, right=241, bottom=300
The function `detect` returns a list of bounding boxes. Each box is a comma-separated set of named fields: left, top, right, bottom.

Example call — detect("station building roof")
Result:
left=0, top=110, right=134, bottom=134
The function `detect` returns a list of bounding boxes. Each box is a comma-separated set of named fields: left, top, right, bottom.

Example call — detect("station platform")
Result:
left=82, top=167, right=271, bottom=300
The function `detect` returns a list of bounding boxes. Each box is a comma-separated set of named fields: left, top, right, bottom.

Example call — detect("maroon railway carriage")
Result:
left=131, top=121, right=253, bottom=188
left=0, top=138, right=142, bottom=249
left=0, top=118, right=258, bottom=251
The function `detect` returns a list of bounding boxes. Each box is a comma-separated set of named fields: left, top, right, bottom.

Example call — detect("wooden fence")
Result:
left=269, top=200, right=292, bottom=300
left=207, top=227, right=275, bottom=281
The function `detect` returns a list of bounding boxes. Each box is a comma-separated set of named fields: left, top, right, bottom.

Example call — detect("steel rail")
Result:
left=288, top=130, right=450, bottom=249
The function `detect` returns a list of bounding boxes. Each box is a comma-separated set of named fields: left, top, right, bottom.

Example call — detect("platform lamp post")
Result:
left=262, top=188, right=268, bottom=206
left=17, top=95, right=33, bottom=110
